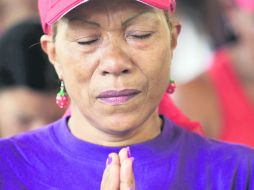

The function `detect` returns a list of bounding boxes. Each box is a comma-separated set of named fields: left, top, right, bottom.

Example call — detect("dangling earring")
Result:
left=56, top=80, right=68, bottom=108
left=166, top=80, right=176, bottom=94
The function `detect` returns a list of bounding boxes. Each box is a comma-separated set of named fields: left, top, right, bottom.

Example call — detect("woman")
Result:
left=0, top=0, right=253, bottom=189
left=175, top=0, right=254, bottom=147
left=0, top=19, right=65, bottom=138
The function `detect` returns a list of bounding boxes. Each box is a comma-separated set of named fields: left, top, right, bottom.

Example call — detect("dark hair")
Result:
left=0, top=19, right=59, bottom=92
left=177, top=0, right=237, bottom=48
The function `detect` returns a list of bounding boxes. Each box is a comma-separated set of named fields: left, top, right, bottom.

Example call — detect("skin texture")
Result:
left=175, top=3, right=254, bottom=138
left=0, top=88, right=64, bottom=137
left=41, top=0, right=179, bottom=189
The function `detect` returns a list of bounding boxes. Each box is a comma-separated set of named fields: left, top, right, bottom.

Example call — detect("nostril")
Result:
left=102, top=71, right=109, bottom=76
left=122, top=69, right=129, bottom=74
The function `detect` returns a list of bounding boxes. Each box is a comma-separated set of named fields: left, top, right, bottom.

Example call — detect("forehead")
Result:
left=63, top=0, right=161, bottom=23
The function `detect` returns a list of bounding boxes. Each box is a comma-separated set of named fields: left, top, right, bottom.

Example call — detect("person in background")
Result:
left=175, top=0, right=254, bottom=147
left=172, top=0, right=212, bottom=83
left=0, top=19, right=65, bottom=138
left=0, top=0, right=38, bottom=33
left=0, top=0, right=253, bottom=189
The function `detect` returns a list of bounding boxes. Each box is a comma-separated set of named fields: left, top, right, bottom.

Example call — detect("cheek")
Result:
left=55, top=43, right=99, bottom=105
left=56, top=41, right=93, bottom=80
left=149, top=58, right=170, bottom=100
left=137, top=43, right=171, bottom=88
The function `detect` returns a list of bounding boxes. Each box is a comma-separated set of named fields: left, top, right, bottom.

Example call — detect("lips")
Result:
left=97, top=89, right=141, bottom=105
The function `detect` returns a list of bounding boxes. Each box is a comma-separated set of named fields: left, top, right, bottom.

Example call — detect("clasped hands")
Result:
left=101, top=147, right=135, bottom=190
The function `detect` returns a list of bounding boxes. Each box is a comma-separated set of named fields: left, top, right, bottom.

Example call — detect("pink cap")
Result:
left=235, top=0, right=254, bottom=12
left=38, top=0, right=176, bottom=34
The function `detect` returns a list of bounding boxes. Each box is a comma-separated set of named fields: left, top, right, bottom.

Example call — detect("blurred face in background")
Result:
left=0, top=88, right=64, bottom=138
left=234, top=10, right=254, bottom=43
left=225, top=2, right=254, bottom=44
left=0, top=0, right=38, bottom=32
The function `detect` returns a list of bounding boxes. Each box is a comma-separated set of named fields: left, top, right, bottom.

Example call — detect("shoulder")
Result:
left=166, top=119, right=254, bottom=188
left=170, top=120, right=254, bottom=163
left=0, top=118, right=65, bottom=162
left=0, top=118, right=65, bottom=184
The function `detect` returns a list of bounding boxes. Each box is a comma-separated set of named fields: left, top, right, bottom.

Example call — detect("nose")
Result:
left=99, top=44, right=132, bottom=76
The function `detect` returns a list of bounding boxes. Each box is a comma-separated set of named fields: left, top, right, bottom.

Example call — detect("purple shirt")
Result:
left=0, top=116, right=254, bottom=189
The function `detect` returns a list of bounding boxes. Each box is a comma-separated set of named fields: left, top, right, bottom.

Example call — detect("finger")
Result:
left=119, top=147, right=131, bottom=164
left=119, top=148, right=135, bottom=190
left=120, top=157, right=135, bottom=190
left=100, top=153, right=120, bottom=190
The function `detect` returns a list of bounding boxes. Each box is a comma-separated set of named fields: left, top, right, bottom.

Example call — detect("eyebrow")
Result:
left=68, top=16, right=100, bottom=27
left=122, top=10, right=156, bottom=27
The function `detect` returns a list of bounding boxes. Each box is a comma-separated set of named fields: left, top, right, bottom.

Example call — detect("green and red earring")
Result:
left=166, top=80, right=176, bottom=94
left=56, top=80, right=68, bottom=108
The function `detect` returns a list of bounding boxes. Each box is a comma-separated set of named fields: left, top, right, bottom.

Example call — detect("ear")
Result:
left=171, top=17, right=181, bottom=50
left=40, top=35, right=63, bottom=79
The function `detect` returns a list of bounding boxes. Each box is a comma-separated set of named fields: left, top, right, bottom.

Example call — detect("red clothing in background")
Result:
left=209, top=49, right=254, bottom=147
left=159, top=93, right=203, bottom=135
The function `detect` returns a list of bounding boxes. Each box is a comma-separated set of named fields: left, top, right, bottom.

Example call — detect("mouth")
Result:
left=96, top=89, right=141, bottom=105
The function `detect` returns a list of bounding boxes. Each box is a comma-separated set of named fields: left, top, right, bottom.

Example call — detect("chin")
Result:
left=95, top=113, right=145, bottom=133
left=93, top=98, right=159, bottom=129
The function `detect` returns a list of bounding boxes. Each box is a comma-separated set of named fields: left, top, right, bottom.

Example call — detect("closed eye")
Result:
left=125, top=31, right=154, bottom=41
left=132, top=33, right=152, bottom=39
left=77, top=39, right=99, bottom=45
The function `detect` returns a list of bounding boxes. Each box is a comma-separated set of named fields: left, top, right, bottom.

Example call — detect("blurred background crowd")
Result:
left=0, top=0, right=66, bottom=137
left=0, top=0, right=253, bottom=148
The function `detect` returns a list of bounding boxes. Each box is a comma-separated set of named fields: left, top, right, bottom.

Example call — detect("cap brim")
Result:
left=41, top=0, right=174, bottom=33
left=235, top=0, right=254, bottom=12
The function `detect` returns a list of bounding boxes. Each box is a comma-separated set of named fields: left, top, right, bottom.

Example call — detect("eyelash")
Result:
left=77, top=39, right=98, bottom=45
left=130, top=33, right=152, bottom=39
left=76, top=32, right=153, bottom=46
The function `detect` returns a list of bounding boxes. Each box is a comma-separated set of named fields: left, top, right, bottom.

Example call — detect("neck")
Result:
left=68, top=106, right=162, bottom=147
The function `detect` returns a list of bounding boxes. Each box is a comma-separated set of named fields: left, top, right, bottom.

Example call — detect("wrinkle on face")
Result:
left=46, top=0, right=175, bottom=142
left=63, top=0, right=169, bottom=33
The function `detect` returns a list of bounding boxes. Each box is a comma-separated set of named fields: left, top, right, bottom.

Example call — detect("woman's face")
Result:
left=43, top=0, right=178, bottom=133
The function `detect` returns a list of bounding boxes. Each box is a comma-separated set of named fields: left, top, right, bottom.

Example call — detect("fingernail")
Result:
left=106, top=156, right=112, bottom=166
left=127, top=147, right=131, bottom=158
